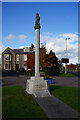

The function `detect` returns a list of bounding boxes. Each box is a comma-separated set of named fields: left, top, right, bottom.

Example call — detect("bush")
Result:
left=43, top=67, right=59, bottom=76
left=44, top=75, right=52, bottom=79
left=28, top=70, right=35, bottom=76
left=43, top=68, right=51, bottom=76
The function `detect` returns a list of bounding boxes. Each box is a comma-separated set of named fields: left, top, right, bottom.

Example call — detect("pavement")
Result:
left=35, top=95, right=80, bottom=118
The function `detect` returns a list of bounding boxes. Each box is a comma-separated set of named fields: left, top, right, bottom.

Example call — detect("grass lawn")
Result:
left=2, top=86, right=48, bottom=119
left=50, top=85, right=80, bottom=113
left=59, top=73, right=74, bottom=77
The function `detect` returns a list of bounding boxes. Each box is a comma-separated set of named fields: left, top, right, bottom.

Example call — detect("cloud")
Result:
left=41, top=32, right=78, bottom=64
left=3, top=34, right=29, bottom=45
left=18, top=34, right=27, bottom=42
left=0, top=41, right=5, bottom=58
left=2, top=32, right=78, bottom=64
left=0, top=42, right=6, bottom=64
left=19, top=46, right=25, bottom=49
left=3, top=34, right=15, bottom=41
left=60, top=33, right=78, bottom=44
left=3, top=34, right=15, bottom=44
left=75, top=32, right=80, bottom=36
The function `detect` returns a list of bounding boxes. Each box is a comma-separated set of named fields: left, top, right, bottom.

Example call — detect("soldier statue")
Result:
left=34, top=13, right=40, bottom=30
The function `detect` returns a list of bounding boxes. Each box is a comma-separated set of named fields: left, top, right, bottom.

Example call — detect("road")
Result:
left=2, top=72, right=30, bottom=88
left=52, top=76, right=79, bottom=87
left=2, top=72, right=79, bottom=88
left=71, top=71, right=80, bottom=77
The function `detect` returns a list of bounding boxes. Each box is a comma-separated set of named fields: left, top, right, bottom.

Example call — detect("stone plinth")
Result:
left=26, top=77, right=51, bottom=97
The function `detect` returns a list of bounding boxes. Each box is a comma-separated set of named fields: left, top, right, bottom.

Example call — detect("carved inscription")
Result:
left=35, top=82, right=46, bottom=90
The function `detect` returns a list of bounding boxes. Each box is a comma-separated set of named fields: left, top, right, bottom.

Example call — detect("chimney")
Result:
left=31, top=44, right=34, bottom=48
left=29, top=44, right=34, bottom=51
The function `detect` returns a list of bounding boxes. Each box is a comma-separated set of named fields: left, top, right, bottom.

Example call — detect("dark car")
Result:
left=19, top=68, right=26, bottom=72
left=67, top=71, right=71, bottom=73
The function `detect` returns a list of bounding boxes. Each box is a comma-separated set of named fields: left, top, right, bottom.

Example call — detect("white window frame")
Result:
left=16, top=55, right=19, bottom=61
left=9, top=55, right=11, bottom=61
left=5, top=64, right=8, bottom=70
left=24, top=55, right=27, bottom=61
left=5, top=54, right=9, bottom=61
left=24, top=48, right=26, bottom=52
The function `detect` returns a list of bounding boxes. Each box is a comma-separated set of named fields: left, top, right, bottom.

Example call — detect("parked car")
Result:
left=67, top=71, right=71, bottom=73
left=26, top=68, right=32, bottom=71
left=19, top=68, right=26, bottom=72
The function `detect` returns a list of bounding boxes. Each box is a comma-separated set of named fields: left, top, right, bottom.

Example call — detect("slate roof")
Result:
left=2, top=46, right=36, bottom=55
left=3, top=49, right=12, bottom=54
left=13, top=49, right=24, bottom=54
left=2, top=47, right=35, bottom=54
left=13, top=49, right=35, bottom=54
left=23, top=51, right=35, bottom=54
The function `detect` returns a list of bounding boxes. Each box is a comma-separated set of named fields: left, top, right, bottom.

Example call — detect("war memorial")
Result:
left=26, top=13, right=51, bottom=97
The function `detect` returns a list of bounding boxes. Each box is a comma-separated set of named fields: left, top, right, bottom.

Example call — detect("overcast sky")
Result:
left=1, top=2, right=79, bottom=64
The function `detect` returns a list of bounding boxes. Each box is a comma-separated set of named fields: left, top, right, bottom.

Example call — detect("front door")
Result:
left=16, top=64, right=19, bottom=71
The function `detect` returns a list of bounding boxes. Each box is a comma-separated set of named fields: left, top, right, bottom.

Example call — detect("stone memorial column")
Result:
left=34, top=13, right=40, bottom=77
left=26, top=13, right=51, bottom=97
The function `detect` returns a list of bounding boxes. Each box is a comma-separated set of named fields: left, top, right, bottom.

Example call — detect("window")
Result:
left=9, top=55, right=11, bottom=61
left=24, top=48, right=26, bottom=52
left=5, top=55, right=8, bottom=61
left=24, top=64, right=26, bottom=70
left=5, top=64, right=8, bottom=70
left=16, top=55, right=19, bottom=61
left=24, top=55, right=27, bottom=61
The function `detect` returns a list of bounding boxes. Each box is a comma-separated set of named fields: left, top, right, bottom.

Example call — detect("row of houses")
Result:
left=2, top=44, right=46, bottom=72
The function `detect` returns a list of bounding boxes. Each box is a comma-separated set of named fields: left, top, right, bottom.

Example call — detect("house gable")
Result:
left=2, top=47, right=15, bottom=55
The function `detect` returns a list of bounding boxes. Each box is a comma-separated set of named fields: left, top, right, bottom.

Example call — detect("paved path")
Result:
left=35, top=95, right=80, bottom=118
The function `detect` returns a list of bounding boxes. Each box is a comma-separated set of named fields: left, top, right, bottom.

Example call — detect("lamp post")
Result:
left=65, top=37, right=70, bottom=74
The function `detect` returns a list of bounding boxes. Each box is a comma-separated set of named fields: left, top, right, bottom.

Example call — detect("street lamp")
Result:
left=65, top=37, right=70, bottom=74
left=65, top=38, right=70, bottom=58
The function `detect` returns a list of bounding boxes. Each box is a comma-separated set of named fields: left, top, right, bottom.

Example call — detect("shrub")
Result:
left=29, top=70, right=35, bottom=76
left=44, top=75, right=52, bottom=79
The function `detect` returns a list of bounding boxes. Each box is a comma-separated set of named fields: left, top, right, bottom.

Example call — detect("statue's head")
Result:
left=36, top=13, right=39, bottom=18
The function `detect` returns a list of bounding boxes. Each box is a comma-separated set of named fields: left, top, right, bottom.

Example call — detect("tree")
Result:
left=41, top=50, right=59, bottom=76
left=40, top=45, right=46, bottom=70
left=67, top=63, right=76, bottom=71
left=26, top=53, right=35, bottom=70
